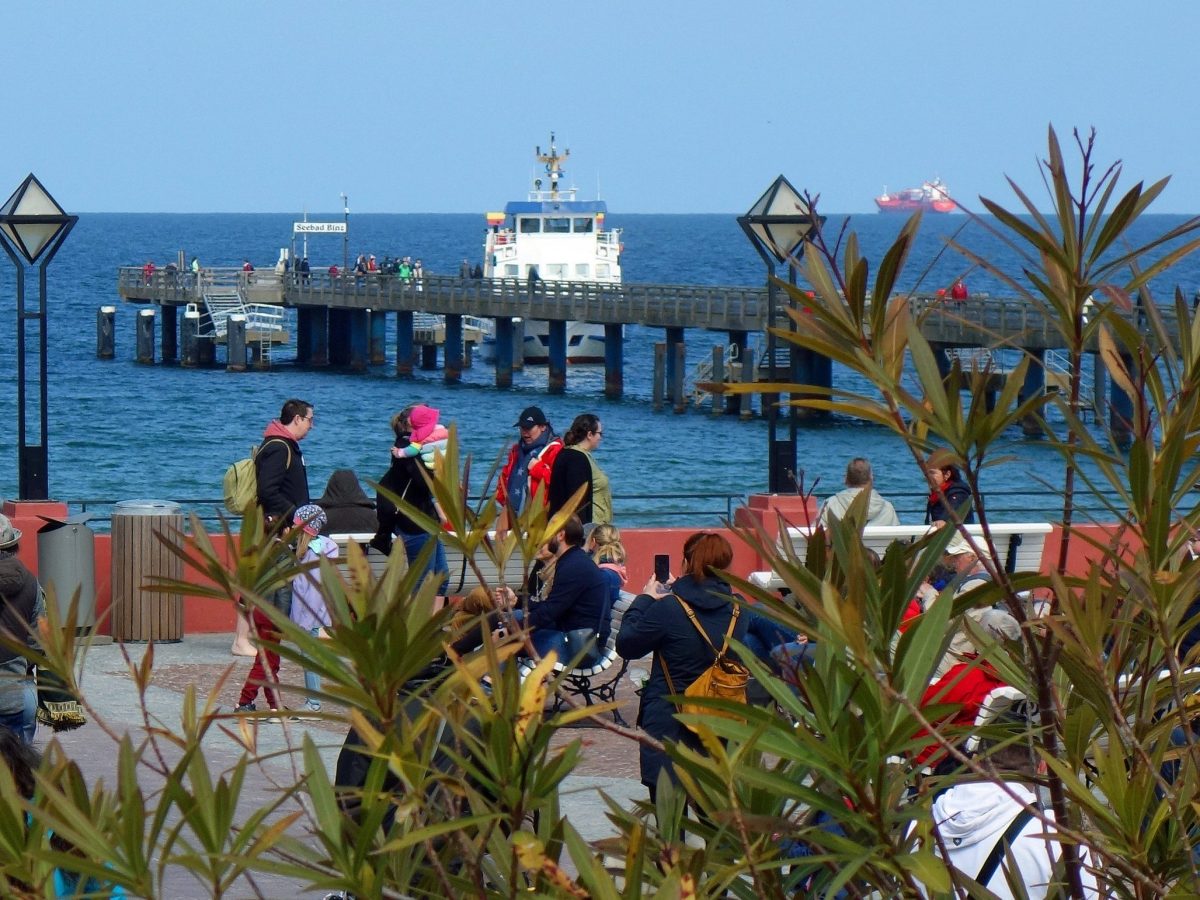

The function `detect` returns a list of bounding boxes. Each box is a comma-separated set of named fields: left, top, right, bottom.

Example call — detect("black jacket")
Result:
left=0, top=554, right=40, bottom=666
left=255, top=435, right=308, bottom=521
left=926, top=481, right=974, bottom=524
left=616, top=574, right=748, bottom=788
left=548, top=446, right=593, bottom=523
left=374, top=449, right=438, bottom=552
left=315, top=468, right=378, bottom=535
left=526, top=546, right=610, bottom=642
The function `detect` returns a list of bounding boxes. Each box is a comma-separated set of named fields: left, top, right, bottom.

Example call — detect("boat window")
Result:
left=575, top=263, right=590, bottom=277
left=519, top=217, right=541, bottom=233
left=544, top=217, right=571, bottom=234
left=573, top=217, right=594, bottom=233
left=596, top=263, right=611, bottom=277
left=503, top=264, right=519, bottom=277
left=545, top=264, right=568, bottom=279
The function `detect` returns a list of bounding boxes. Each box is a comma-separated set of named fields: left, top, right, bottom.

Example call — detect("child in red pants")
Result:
left=235, top=605, right=282, bottom=716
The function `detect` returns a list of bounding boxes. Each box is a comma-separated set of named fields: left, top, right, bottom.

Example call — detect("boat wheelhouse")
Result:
left=482, top=134, right=621, bottom=363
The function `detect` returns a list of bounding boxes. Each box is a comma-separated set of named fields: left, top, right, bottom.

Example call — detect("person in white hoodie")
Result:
left=819, top=458, right=900, bottom=529
left=922, top=738, right=1101, bottom=898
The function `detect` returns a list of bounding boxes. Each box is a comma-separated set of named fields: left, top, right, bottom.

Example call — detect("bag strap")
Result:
left=674, top=594, right=740, bottom=658
left=257, top=437, right=293, bottom=470
left=975, top=808, right=1035, bottom=888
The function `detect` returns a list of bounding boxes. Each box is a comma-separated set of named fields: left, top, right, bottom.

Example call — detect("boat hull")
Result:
left=480, top=320, right=611, bottom=365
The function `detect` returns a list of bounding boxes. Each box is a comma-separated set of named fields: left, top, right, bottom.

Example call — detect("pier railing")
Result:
left=118, top=267, right=1191, bottom=349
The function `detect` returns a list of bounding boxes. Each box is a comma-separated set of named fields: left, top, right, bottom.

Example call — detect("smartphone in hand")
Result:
left=653, top=553, right=671, bottom=584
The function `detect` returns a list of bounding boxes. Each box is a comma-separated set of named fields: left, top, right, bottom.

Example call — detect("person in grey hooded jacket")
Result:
left=819, top=458, right=899, bottom=528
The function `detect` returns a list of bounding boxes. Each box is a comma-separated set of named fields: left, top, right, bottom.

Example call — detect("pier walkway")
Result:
left=116, top=266, right=1192, bottom=437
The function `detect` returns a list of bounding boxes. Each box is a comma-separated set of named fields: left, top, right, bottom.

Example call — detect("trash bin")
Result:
left=110, top=500, right=184, bottom=642
left=37, top=513, right=97, bottom=628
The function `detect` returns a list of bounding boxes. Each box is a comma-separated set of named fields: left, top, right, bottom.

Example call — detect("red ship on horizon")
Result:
left=875, top=177, right=956, bottom=213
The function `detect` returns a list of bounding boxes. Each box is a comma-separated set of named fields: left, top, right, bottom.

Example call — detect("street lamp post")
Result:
left=341, top=192, right=349, bottom=276
left=0, top=174, right=77, bottom=500
left=738, top=175, right=819, bottom=494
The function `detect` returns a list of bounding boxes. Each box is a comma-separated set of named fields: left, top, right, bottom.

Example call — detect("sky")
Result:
left=4, top=2, right=1199, bottom=215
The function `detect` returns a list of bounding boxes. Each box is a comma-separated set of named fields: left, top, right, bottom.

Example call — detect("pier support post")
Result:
left=96, top=306, right=116, bottom=359
left=1018, top=348, right=1046, bottom=437
left=348, top=309, right=369, bottom=371
left=396, top=310, right=414, bottom=376
left=739, top=347, right=755, bottom=420
left=672, top=340, right=687, bottom=414
left=328, top=309, right=349, bottom=367
left=728, top=330, right=748, bottom=416
left=604, top=323, right=624, bottom=399
left=421, top=344, right=438, bottom=370
left=547, top=321, right=567, bottom=394
left=710, top=345, right=724, bottom=417
left=495, top=317, right=514, bottom=388
left=653, top=342, right=666, bottom=411
left=445, top=314, right=463, bottom=383
left=196, top=307, right=216, bottom=367
left=181, top=308, right=200, bottom=367
left=1109, top=351, right=1135, bottom=446
left=369, top=310, right=387, bottom=365
left=136, top=309, right=155, bottom=365
left=160, top=304, right=178, bottom=363
left=513, top=319, right=525, bottom=371
left=226, top=315, right=247, bottom=372
left=664, top=327, right=685, bottom=413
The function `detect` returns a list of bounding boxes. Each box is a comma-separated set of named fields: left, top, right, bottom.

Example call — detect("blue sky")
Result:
left=5, top=2, right=1197, bottom=214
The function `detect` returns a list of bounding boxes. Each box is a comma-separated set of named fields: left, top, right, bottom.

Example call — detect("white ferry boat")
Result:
left=482, top=134, right=622, bottom=363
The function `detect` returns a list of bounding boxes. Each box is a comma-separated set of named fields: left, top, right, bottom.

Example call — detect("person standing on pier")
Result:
left=497, top=406, right=563, bottom=530
left=548, top=414, right=611, bottom=526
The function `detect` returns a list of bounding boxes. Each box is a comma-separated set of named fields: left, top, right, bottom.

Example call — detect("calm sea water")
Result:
left=0, top=211, right=1197, bottom=527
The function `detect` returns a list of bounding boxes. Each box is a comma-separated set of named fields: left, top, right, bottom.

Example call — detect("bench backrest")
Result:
left=559, top=590, right=636, bottom=675
left=782, top=523, right=1053, bottom=574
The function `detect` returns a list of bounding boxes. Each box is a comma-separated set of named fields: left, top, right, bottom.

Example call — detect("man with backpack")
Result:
left=256, top=398, right=314, bottom=525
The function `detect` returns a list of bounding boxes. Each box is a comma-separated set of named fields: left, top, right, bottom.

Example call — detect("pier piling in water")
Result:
left=226, top=315, right=247, bottom=372
left=653, top=343, right=666, bottom=411
left=395, top=310, right=414, bottom=376
left=1019, top=348, right=1046, bottom=437
left=494, top=317, right=514, bottom=388
left=136, top=309, right=155, bottom=364
left=369, top=310, right=387, bottom=365
left=604, top=323, right=624, bottom=399
left=180, top=308, right=200, bottom=367
left=160, top=304, right=178, bottom=363
left=672, top=341, right=687, bottom=414
left=711, top=345, right=724, bottom=417
left=445, top=315, right=463, bottom=383
left=96, top=306, right=116, bottom=359
left=547, top=321, right=566, bottom=394
left=739, top=347, right=755, bottom=420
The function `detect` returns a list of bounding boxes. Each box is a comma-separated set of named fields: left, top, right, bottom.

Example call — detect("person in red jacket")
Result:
left=497, top=406, right=563, bottom=528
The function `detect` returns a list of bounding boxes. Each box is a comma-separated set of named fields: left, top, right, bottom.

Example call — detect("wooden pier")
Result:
left=116, top=266, right=1191, bottom=439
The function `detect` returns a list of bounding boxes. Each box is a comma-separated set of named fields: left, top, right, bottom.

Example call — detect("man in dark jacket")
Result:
left=524, top=516, right=609, bottom=659
left=255, top=398, right=313, bottom=524
left=0, top=514, right=43, bottom=744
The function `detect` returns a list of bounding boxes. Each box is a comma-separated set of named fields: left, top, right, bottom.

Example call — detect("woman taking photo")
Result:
left=616, top=531, right=748, bottom=800
left=548, top=413, right=611, bottom=525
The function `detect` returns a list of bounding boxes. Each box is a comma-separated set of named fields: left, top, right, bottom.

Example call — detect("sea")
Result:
left=1, top=210, right=1198, bottom=529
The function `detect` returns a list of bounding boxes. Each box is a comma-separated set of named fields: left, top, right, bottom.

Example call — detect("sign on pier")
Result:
left=293, top=222, right=347, bottom=234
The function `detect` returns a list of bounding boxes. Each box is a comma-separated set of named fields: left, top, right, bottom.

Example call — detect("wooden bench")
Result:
left=749, top=522, right=1053, bottom=591
left=521, top=590, right=636, bottom=726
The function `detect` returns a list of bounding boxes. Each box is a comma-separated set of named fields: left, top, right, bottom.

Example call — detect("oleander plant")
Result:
left=2, top=127, right=1199, bottom=897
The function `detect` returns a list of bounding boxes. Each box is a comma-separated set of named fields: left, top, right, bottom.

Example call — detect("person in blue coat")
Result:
left=616, top=531, right=749, bottom=799
left=521, top=515, right=610, bottom=660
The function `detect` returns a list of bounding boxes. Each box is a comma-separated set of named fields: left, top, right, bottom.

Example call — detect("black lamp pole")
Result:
left=738, top=175, right=820, bottom=494
left=0, top=174, right=77, bottom=500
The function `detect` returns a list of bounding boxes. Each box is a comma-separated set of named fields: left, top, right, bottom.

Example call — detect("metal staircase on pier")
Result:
left=198, top=287, right=287, bottom=365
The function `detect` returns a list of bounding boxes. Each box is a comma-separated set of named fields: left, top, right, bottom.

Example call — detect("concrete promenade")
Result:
left=44, top=633, right=649, bottom=898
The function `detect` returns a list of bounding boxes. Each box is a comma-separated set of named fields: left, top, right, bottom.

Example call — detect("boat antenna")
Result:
left=536, top=131, right=569, bottom=201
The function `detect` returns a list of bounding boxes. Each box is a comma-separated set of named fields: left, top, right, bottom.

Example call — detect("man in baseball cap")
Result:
left=497, top=407, right=562, bottom=528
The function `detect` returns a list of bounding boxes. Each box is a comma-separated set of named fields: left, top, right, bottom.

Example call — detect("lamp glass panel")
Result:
left=12, top=221, right=62, bottom=262
left=13, top=179, right=66, bottom=217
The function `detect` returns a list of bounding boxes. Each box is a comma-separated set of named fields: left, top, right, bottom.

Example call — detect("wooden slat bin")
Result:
left=110, top=500, right=184, bottom=642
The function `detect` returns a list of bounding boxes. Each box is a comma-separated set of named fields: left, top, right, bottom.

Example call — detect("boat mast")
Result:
left=535, top=132, right=569, bottom=201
